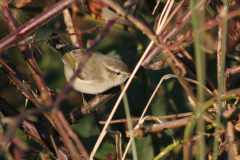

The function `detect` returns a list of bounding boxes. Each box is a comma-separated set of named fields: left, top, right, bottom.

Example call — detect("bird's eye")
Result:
left=116, top=72, right=120, bottom=75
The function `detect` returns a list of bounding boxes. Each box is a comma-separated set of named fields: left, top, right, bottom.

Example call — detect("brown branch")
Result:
left=0, top=52, right=54, bottom=125
left=0, top=58, right=16, bottom=74
left=99, top=112, right=193, bottom=124
left=126, top=117, right=190, bottom=138
left=72, top=4, right=84, bottom=48
left=0, top=97, right=69, bottom=160
left=200, top=8, right=240, bottom=33
left=63, top=8, right=79, bottom=46
left=126, top=115, right=230, bottom=139
left=6, top=25, right=102, bottom=48
left=10, top=25, right=102, bottom=47
left=58, top=112, right=89, bottom=160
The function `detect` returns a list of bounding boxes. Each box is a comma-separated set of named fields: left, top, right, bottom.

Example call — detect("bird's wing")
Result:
left=71, top=50, right=103, bottom=81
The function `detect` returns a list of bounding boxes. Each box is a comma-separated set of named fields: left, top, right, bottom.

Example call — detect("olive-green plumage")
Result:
left=47, top=33, right=130, bottom=94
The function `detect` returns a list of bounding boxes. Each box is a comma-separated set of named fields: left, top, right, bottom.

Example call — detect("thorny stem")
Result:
left=0, top=0, right=53, bottom=106
left=0, top=52, right=55, bottom=126
left=0, top=97, right=69, bottom=160
left=6, top=25, right=102, bottom=48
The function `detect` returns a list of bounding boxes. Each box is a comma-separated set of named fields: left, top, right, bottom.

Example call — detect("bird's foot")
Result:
left=83, top=98, right=91, bottom=113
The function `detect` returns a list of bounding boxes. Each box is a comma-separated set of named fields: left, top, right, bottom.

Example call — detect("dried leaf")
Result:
left=14, top=0, right=36, bottom=9
left=85, top=0, right=102, bottom=19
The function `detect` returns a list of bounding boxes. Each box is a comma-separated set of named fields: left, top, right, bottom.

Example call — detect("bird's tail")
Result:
left=46, top=33, right=79, bottom=67
left=46, top=33, right=79, bottom=56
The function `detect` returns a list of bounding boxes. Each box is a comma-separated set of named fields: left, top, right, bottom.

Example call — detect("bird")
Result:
left=46, top=33, right=131, bottom=109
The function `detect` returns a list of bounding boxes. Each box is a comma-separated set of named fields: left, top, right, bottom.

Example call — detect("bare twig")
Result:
left=6, top=25, right=102, bottom=48
left=126, top=117, right=190, bottom=138
left=63, top=8, right=79, bottom=46
left=72, top=4, right=84, bottom=48
left=99, top=112, right=193, bottom=124
left=200, top=9, right=240, bottom=33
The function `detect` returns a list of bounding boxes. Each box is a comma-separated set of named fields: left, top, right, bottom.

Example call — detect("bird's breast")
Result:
left=64, top=65, right=114, bottom=94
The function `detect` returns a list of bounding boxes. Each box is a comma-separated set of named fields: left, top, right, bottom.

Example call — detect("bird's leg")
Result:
left=81, top=93, right=91, bottom=113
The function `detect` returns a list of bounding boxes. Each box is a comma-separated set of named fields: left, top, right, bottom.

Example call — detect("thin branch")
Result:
left=99, top=112, right=193, bottom=124
left=63, top=8, right=79, bottom=46
left=6, top=25, right=102, bottom=48
left=126, top=117, right=190, bottom=138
